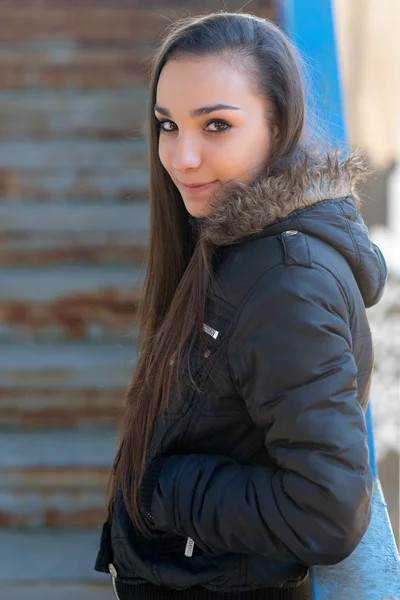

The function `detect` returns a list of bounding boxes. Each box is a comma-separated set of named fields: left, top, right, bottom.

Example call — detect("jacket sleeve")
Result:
left=144, top=265, right=373, bottom=565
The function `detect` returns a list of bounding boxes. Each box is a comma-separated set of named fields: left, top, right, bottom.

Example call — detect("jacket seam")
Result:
left=369, top=248, right=387, bottom=306
left=227, top=261, right=352, bottom=391
left=174, top=459, right=190, bottom=534
left=224, top=262, right=288, bottom=388
left=262, top=196, right=351, bottom=227
left=338, top=199, right=361, bottom=269
left=294, top=214, right=312, bottom=267
left=311, top=261, right=352, bottom=321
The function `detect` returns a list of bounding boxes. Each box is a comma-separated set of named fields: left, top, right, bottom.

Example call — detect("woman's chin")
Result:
left=183, top=200, right=212, bottom=219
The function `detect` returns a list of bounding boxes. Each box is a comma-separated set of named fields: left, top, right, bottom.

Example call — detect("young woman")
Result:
left=94, top=12, right=387, bottom=600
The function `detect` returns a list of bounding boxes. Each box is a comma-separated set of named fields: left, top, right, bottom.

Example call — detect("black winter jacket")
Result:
left=94, top=150, right=387, bottom=599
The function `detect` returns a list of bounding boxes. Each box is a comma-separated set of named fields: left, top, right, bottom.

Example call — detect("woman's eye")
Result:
left=155, top=118, right=231, bottom=135
left=157, top=119, right=176, bottom=133
left=205, top=119, right=231, bottom=134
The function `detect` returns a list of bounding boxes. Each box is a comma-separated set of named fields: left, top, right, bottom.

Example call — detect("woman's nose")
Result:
left=171, top=135, right=202, bottom=170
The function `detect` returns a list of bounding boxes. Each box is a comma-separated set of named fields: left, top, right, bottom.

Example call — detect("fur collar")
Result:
left=196, top=148, right=368, bottom=246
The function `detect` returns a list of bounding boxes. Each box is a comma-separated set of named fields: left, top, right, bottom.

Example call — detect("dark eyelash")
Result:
left=205, top=119, right=231, bottom=133
left=155, top=118, right=231, bottom=135
left=155, top=119, right=175, bottom=133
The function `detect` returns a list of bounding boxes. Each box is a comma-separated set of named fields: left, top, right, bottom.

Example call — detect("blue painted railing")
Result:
left=278, top=1, right=400, bottom=598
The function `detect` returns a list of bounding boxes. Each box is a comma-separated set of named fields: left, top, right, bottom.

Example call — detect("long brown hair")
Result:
left=107, top=11, right=307, bottom=533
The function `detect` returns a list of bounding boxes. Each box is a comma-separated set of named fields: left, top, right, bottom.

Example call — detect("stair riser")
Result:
left=0, top=5, right=273, bottom=45
left=0, top=261, right=143, bottom=341
left=0, top=63, right=149, bottom=91
left=0, top=93, right=147, bottom=140
left=1, top=412, right=121, bottom=428
left=0, top=293, right=141, bottom=342
left=2, top=366, right=135, bottom=389
left=1, top=467, right=110, bottom=489
left=1, top=387, right=126, bottom=427
left=0, top=389, right=126, bottom=427
left=0, top=7, right=225, bottom=43
left=0, top=237, right=146, bottom=267
left=0, top=169, right=149, bottom=201
left=0, top=504, right=108, bottom=528
left=0, top=473, right=110, bottom=527
left=0, top=140, right=147, bottom=169
left=0, top=323, right=139, bottom=343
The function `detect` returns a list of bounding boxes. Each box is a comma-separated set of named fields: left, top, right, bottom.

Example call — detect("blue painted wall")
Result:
left=278, top=1, right=400, bottom=598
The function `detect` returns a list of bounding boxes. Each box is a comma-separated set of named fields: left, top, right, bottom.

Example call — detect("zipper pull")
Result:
left=203, top=323, right=219, bottom=339
left=184, top=537, right=195, bottom=557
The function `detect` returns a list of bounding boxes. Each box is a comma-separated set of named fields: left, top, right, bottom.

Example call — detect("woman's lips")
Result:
left=181, top=180, right=218, bottom=194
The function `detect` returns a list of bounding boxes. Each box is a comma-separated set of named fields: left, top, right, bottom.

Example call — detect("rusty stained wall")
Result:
left=0, top=1, right=275, bottom=530
left=0, top=2, right=274, bottom=423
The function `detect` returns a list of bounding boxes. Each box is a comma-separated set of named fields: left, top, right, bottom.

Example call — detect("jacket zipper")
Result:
left=109, top=564, right=121, bottom=600
left=184, top=537, right=195, bottom=557
left=203, top=323, right=219, bottom=339
left=111, top=575, right=121, bottom=600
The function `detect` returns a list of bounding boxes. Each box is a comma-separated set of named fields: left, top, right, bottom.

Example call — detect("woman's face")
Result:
left=155, top=55, right=277, bottom=218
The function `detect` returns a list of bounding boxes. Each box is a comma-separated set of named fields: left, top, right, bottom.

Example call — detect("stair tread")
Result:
left=1, top=586, right=113, bottom=600
left=0, top=427, right=116, bottom=468
left=0, top=529, right=110, bottom=583
left=0, top=342, right=136, bottom=389
left=0, top=169, right=149, bottom=201
left=0, top=202, right=149, bottom=233
left=0, top=264, right=144, bottom=302
left=0, top=341, right=135, bottom=366
left=0, top=139, right=146, bottom=169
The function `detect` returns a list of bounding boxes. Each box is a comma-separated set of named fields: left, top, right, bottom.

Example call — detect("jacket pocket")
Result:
left=94, top=518, right=113, bottom=574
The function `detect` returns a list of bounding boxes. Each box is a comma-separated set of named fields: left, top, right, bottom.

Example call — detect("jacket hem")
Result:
left=114, top=570, right=311, bottom=600
left=115, top=573, right=311, bottom=600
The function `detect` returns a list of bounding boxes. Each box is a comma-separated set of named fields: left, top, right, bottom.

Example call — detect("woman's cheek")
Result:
left=158, top=142, right=171, bottom=174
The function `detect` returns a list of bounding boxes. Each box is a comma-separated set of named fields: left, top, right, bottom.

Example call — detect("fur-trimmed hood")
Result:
left=195, top=148, right=387, bottom=308
left=197, top=148, right=366, bottom=246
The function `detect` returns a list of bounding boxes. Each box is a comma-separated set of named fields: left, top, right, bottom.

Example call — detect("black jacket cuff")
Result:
left=139, top=456, right=165, bottom=523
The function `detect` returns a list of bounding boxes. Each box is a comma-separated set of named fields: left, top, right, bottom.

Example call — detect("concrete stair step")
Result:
left=0, top=139, right=147, bottom=170
left=0, top=5, right=274, bottom=45
left=0, top=234, right=146, bottom=271
left=0, top=231, right=147, bottom=268
left=0, top=46, right=158, bottom=92
left=0, top=202, right=148, bottom=267
left=0, top=390, right=124, bottom=427
left=0, top=264, right=143, bottom=343
left=0, top=7, right=191, bottom=44
left=0, top=166, right=149, bottom=202
left=0, top=139, right=149, bottom=202
left=0, top=305, right=140, bottom=343
left=0, top=265, right=144, bottom=302
left=0, top=46, right=150, bottom=89
left=0, top=428, right=116, bottom=527
left=0, top=342, right=136, bottom=388
left=0, top=529, right=111, bottom=583
left=0, top=202, right=149, bottom=234
left=0, top=428, right=116, bottom=467
left=0, top=89, right=147, bottom=140
left=0, top=488, right=109, bottom=528
left=0, top=584, right=113, bottom=600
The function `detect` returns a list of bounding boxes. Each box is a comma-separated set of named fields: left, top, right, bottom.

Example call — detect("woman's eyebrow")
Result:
left=154, top=103, right=240, bottom=118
